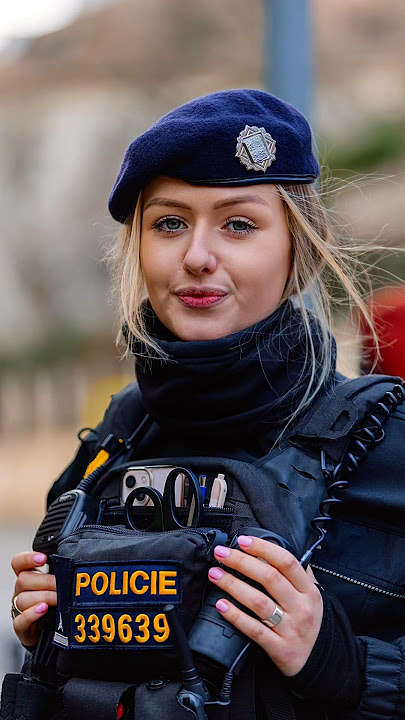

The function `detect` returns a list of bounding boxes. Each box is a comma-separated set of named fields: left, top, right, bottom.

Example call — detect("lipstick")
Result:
left=175, top=288, right=227, bottom=308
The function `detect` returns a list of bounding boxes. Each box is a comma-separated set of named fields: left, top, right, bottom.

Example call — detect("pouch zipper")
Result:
left=311, top=564, right=405, bottom=599
left=69, top=523, right=218, bottom=548
left=201, top=505, right=234, bottom=514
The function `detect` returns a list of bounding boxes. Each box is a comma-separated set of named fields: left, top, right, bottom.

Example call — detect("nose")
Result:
left=182, top=226, right=217, bottom=275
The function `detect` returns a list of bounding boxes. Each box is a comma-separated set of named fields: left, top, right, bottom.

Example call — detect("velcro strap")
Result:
left=62, top=679, right=133, bottom=720
left=290, top=375, right=402, bottom=461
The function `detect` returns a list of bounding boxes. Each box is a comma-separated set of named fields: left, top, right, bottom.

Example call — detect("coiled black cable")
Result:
left=300, top=383, right=405, bottom=567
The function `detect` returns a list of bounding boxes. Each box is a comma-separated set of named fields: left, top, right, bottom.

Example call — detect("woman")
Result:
left=9, top=90, right=405, bottom=719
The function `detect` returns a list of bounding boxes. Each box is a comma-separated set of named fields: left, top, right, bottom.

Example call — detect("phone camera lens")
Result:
left=125, top=475, right=136, bottom=488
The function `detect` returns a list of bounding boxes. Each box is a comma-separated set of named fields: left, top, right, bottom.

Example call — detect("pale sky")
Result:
left=0, top=1, right=86, bottom=49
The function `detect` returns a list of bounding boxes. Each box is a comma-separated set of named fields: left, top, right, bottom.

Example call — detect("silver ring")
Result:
left=11, top=595, right=23, bottom=621
left=261, top=604, right=284, bottom=629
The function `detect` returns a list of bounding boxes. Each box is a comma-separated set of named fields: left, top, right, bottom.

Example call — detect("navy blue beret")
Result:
left=108, top=88, right=319, bottom=223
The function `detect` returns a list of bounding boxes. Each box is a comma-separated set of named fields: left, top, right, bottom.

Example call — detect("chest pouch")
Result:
left=52, top=525, right=226, bottom=682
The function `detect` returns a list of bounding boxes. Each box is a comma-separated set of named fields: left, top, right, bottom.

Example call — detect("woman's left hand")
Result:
left=208, top=535, right=323, bottom=677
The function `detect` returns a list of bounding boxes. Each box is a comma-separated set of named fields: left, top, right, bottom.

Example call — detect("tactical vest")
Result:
left=2, top=375, right=404, bottom=720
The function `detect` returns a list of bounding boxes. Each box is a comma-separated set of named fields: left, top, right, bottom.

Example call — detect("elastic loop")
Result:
left=394, top=384, right=405, bottom=401
left=385, top=391, right=398, bottom=408
left=345, top=452, right=358, bottom=472
left=77, top=427, right=94, bottom=441
left=376, top=402, right=390, bottom=423
left=369, top=414, right=383, bottom=432
left=352, top=439, right=368, bottom=460
left=354, top=427, right=375, bottom=444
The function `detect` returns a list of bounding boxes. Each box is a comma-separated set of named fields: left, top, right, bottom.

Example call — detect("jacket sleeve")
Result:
left=288, top=587, right=405, bottom=719
left=356, top=636, right=405, bottom=719
left=287, top=588, right=365, bottom=710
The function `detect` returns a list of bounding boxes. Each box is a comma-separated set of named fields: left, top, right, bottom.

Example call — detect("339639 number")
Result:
left=73, top=610, right=171, bottom=647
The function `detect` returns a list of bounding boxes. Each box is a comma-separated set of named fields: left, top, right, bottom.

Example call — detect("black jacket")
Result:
left=47, top=376, right=405, bottom=719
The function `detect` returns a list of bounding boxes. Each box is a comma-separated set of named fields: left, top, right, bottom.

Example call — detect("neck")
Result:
left=130, top=301, right=336, bottom=438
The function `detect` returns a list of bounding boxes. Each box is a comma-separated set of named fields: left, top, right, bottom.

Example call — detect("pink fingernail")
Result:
left=33, top=554, right=46, bottom=564
left=216, top=600, right=229, bottom=613
left=35, top=603, right=47, bottom=614
left=209, top=567, right=224, bottom=580
left=238, top=535, right=253, bottom=547
left=215, top=546, right=231, bottom=558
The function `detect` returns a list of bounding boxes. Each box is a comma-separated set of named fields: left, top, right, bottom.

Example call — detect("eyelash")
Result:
left=151, top=215, right=259, bottom=235
left=152, top=215, right=185, bottom=233
left=225, top=216, right=259, bottom=234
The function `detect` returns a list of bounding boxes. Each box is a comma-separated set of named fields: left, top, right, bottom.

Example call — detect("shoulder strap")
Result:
left=290, top=374, right=403, bottom=462
left=93, top=382, right=146, bottom=441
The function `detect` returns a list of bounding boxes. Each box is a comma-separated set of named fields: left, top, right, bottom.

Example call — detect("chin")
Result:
left=171, top=320, right=236, bottom=342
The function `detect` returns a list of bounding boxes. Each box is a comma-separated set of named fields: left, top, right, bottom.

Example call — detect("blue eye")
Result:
left=226, top=218, right=258, bottom=234
left=153, top=216, right=185, bottom=232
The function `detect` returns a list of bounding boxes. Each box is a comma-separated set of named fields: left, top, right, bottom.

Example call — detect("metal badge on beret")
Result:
left=235, top=125, right=276, bottom=172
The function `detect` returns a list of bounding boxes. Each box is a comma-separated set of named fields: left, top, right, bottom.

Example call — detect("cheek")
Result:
left=140, top=241, right=164, bottom=294
left=245, top=243, right=291, bottom=310
left=245, top=243, right=291, bottom=286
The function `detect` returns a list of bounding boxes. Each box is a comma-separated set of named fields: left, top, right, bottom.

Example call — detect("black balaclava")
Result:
left=128, top=300, right=336, bottom=440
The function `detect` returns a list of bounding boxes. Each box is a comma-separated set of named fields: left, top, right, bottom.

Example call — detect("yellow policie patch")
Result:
left=75, top=569, right=178, bottom=598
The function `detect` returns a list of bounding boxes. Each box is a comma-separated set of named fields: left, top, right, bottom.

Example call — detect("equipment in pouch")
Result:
left=189, top=526, right=297, bottom=670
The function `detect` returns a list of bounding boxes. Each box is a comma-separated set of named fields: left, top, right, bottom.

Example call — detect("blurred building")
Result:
left=0, top=0, right=404, bottom=358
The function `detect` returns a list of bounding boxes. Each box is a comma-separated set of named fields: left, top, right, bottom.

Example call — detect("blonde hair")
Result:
left=107, top=182, right=378, bottom=423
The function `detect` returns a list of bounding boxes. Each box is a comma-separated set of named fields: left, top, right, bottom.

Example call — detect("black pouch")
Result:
left=52, top=524, right=226, bottom=683
left=0, top=673, right=61, bottom=720
left=60, top=678, right=192, bottom=720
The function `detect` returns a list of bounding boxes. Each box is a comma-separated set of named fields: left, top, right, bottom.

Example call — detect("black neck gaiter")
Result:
left=130, top=301, right=336, bottom=438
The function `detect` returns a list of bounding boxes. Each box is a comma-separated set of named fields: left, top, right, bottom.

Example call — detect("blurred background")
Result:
left=1, top=0, right=405, bottom=681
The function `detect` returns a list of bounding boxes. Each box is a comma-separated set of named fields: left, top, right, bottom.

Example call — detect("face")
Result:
left=140, top=176, right=292, bottom=341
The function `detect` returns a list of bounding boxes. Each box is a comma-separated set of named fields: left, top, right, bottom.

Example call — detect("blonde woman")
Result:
left=8, top=90, right=405, bottom=720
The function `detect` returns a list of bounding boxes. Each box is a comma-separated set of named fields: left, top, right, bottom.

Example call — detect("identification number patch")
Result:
left=73, top=609, right=170, bottom=648
left=52, top=556, right=182, bottom=650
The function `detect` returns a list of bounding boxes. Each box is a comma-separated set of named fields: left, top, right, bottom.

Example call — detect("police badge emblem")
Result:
left=235, top=125, right=276, bottom=172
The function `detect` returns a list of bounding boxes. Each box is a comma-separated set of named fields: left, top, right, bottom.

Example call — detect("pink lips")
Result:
left=175, top=288, right=227, bottom=308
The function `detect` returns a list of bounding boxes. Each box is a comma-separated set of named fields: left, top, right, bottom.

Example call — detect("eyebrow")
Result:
left=143, top=194, right=270, bottom=212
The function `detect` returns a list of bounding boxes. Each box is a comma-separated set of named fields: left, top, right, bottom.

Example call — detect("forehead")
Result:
left=142, top=175, right=281, bottom=210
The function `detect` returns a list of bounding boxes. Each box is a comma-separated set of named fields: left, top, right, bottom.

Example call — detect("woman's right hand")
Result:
left=11, top=551, right=57, bottom=648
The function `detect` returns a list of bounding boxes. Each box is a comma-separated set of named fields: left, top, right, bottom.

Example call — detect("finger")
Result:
left=14, top=590, right=57, bottom=612
left=306, top=565, right=317, bottom=583
left=214, top=597, right=318, bottom=677
left=12, top=552, right=48, bottom=576
left=213, top=545, right=299, bottom=609
left=14, top=571, right=56, bottom=596
left=208, top=566, right=284, bottom=629
left=13, top=603, right=49, bottom=649
left=214, top=597, right=282, bottom=658
left=223, top=537, right=310, bottom=593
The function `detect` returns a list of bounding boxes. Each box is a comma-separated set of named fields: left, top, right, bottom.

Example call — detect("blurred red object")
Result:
left=361, top=286, right=405, bottom=377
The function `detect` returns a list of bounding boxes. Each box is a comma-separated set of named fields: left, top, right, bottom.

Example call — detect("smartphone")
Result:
left=121, top=466, right=186, bottom=507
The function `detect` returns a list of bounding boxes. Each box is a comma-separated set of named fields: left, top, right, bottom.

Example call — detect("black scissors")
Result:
left=124, top=467, right=203, bottom=531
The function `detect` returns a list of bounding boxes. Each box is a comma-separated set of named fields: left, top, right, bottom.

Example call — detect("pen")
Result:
left=198, top=475, right=207, bottom=503
left=208, top=473, right=227, bottom=509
